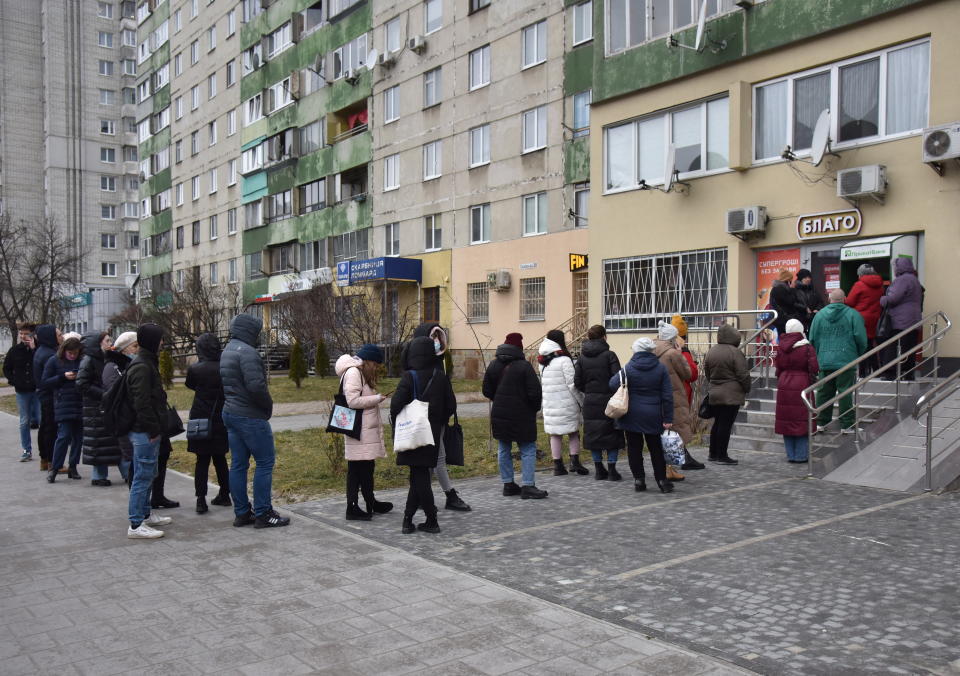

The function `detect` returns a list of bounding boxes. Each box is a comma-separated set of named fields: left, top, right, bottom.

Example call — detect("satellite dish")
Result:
left=664, top=144, right=677, bottom=192
left=251, top=52, right=261, bottom=69
left=313, top=53, right=324, bottom=75
left=810, top=109, right=831, bottom=166
left=694, top=0, right=708, bottom=51
left=365, top=48, right=378, bottom=67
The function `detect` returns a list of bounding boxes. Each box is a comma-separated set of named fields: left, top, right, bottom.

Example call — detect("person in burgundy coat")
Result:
left=775, top=319, right=820, bottom=463
left=845, top=263, right=884, bottom=376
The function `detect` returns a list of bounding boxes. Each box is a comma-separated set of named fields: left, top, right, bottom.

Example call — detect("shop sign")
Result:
left=335, top=257, right=423, bottom=286
left=841, top=244, right=890, bottom=261
left=797, top=208, right=862, bottom=241
left=569, top=253, right=588, bottom=272
left=60, top=292, right=92, bottom=309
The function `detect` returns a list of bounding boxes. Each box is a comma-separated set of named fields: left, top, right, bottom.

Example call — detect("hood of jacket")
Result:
left=895, top=257, right=916, bottom=276
left=495, top=343, right=525, bottom=363
left=413, top=322, right=448, bottom=354
left=335, top=354, right=363, bottom=377
left=35, top=324, right=58, bottom=350
left=406, top=336, right=437, bottom=371
left=819, top=302, right=851, bottom=324
left=717, top=324, right=741, bottom=347
left=859, top=274, right=884, bottom=289
left=628, top=350, right=661, bottom=371
left=579, top=338, right=608, bottom=359
left=137, top=324, right=164, bottom=354
left=652, top=339, right=676, bottom=359
left=81, top=331, right=103, bottom=361
left=538, top=338, right=562, bottom=356
left=778, top=332, right=808, bottom=352
left=104, top=349, right=131, bottom=369
left=196, top=332, right=222, bottom=362
left=229, top=314, right=262, bottom=347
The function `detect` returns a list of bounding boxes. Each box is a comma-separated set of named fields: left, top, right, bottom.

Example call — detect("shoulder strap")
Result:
left=410, top=368, right=437, bottom=401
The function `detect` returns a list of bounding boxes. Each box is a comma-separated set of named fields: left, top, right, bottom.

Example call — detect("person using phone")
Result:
left=40, top=336, right=85, bottom=482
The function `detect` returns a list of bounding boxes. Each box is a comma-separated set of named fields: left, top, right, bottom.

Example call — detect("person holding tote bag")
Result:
left=335, top=345, right=391, bottom=521
left=185, top=333, right=231, bottom=513
left=391, top=336, right=457, bottom=535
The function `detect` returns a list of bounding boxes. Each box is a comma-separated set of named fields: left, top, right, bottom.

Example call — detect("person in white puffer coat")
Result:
left=538, top=330, right=588, bottom=476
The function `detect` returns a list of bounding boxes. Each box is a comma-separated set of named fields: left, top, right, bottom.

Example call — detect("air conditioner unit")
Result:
left=409, top=35, right=426, bottom=53
left=377, top=52, right=396, bottom=68
left=921, top=122, right=960, bottom=164
left=487, top=269, right=511, bottom=291
left=726, top=206, right=766, bottom=235
left=837, top=165, right=886, bottom=201
left=343, top=68, right=359, bottom=85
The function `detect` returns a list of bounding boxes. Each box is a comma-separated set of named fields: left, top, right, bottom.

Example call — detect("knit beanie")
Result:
left=136, top=323, right=164, bottom=354
left=62, top=332, right=82, bottom=342
left=504, top=333, right=523, bottom=348
left=356, top=343, right=384, bottom=363
left=632, top=337, right=656, bottom=353
left=670, top=314, right=688, bottom=339
left=796, top=268, right=813, bottom=282
left=657, top=320, right=678, bottom=342
left=113, top=331, right=138, bottom=351
left=785, top=318, right=805, bottom=335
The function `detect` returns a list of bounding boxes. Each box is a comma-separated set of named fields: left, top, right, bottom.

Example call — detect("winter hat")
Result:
left=504, top=332, right=524, bottom=348
left=778, top=268, right=794, bottom=282
left=62, top=331, right=82, bottom=342
left=785, top=319, right=805, bottom=335
left=356, top=343, right=384, bottom=363
left=136, top=323, right=164, bottom=354
left=670, top=314, right=688, bottom=339
left=632, top=337, right=656, bottom=353
left=796, top=268, right=813, bottom=282
left=857, top=263, right=876, bottom=277
left=113, top=331, right=138, bottom=351
left=657, top=320, right=679, bottom=342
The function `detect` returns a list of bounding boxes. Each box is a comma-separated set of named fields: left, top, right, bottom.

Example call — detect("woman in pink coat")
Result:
left=335, top=344, right=392, bottom=521
left=774, top=319, right=819, bottom=463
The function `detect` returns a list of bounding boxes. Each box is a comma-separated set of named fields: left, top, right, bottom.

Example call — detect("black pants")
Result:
left=859, top=338, right=879, bottom=377
left=405, top=466, right=436, bottom=518
left=897, top=329, right=919, bottom=380
left=194, top=452, right=229, bottom=497
left=38, top=399, right=56, bottom=462
left=625, top=431, right=667, bottom=483
left=152, top=437, right=172, bottom=501
left=346, top=460, right=375, bottom=508
left=709, top=404, right=740, bottom=460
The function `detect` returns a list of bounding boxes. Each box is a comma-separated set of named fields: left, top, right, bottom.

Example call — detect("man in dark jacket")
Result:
left=4, top=322, right=39, bottom=461
left=794, top=268, right=825, bottom=330
left=32, top=324, right=60, bottom=470
left=220, top=313, right=289, bottom=528
left=125, top=324, right=173, bottom=539
left=770, top=269, right=806, bottom=337
left=482, top=333, right=547, bottom=499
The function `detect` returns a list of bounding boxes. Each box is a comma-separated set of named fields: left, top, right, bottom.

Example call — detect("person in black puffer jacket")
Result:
left=390, top=336, right=457, bottom=534
left=482, top=333, right=547, bottom=500
left=33, top=324, right=61, bottom=470
left=103, top=331, right=138, bottom=485
left=4, top=321, right=39, bottom=462
left=77, top=331, right=123, bottom=486
left=574, top=325, right=625, bottom=481
left=186, top=333, right=231, bottom=514
left=41, top=336, right=85, bottom=482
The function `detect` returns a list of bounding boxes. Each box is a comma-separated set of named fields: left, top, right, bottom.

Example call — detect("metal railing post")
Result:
left=925, top=408, right=934, bottom=492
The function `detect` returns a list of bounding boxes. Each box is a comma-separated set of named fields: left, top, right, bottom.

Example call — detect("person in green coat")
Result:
left=809, top=288, right=868, bottom=432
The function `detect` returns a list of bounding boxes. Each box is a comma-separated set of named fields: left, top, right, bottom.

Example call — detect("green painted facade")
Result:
left=140, top=252, right=171, bottom=278
left=138, top=127, right=171, bottom=160
left=143, top=167, right=171, bottom=197
left=141, top=210, right=173, bottom=239
left=243, top=278, right=269, bottom=301
left=564, top=136, right=590, bottom=184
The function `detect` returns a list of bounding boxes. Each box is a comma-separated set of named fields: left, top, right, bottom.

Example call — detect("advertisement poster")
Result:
left=756, top=248, right=801, bottom=310
left=823, top=262, right=841, bottom=290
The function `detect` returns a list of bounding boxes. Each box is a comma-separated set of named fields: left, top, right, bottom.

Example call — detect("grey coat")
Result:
left=220, top=314, right=273, bottom=420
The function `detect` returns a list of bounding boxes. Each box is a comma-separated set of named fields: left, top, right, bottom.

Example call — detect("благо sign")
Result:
left=796, top=208, right=862, bottom=241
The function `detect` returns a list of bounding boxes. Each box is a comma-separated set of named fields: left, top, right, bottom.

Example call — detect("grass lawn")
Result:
left=169, top=418, right=559, bottom=502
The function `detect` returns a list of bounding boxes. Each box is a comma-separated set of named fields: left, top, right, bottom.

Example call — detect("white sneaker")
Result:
left=128, top=524, right=164, bottom=539
left=841, top=426, right=863, bottom=435
left=145, top=513, right=172, bottom=526
left=815, top=425, right=827, bottom=434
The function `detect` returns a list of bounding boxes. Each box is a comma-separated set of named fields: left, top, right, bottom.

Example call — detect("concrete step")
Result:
left=706, top=433, right=840, bottom=454
left=742, top=398, right=895, bottom=415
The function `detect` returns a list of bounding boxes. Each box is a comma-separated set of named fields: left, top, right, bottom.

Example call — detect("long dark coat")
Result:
left=774, top=332, right=820, bottom=437
left=185, top=333, right=229, bottom=455
left=482, top=343, right=542, bottom=443
left=574, top=338, right=624, bottom=451
left=77, top=333, right=122, bottom=466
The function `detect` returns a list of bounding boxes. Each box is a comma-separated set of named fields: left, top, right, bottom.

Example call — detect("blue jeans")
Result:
left=590, top=449, right=620, bottom=464
left=92, top=464, right=109, bottom=480
left=783, top=435, right=809, bottom=462
left=223, top=411, right=276, bottom=518
left=119, top=458, right=132, bottom=482
left=497, top=440, right=537, bottom=486
left=128, top=432, right=160, bottom=527
left=52, top=421, right=82, bottom=470
left=15, top=391, right=40, bottom=451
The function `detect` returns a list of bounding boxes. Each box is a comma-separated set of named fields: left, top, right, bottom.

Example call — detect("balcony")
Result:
left=327, top=101, right=367, bottom=145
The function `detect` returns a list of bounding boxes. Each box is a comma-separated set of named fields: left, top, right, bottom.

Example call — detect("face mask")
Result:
left=434, top=339, right=442, bottom=354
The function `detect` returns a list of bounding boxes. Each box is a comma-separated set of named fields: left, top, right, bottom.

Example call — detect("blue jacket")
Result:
left=33, top=324, right=59, bottom=403
left=41, top=353, right=83, bottom=422
left=610, top=351, right=673, bottom=435
left=220, top=314, right=273, bottom=420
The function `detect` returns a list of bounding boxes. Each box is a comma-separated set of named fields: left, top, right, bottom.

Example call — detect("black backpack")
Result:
left=101, top=368, right=135, bottom=436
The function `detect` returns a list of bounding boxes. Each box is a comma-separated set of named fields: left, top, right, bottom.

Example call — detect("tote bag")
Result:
left=393, top=370, right=436, bottom=453
left=325, top=369, right=364, bottom=440
left=604, top=369, right=629, bottom=419
left=443, top=412, right=465, bottom=466
left=661, top=429, right=686, bottom=466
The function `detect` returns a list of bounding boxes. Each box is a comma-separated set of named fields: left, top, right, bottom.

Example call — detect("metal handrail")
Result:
left=912, top=369, right=960, bottom=492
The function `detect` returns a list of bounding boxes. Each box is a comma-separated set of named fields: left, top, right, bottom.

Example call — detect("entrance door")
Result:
left=573, top=271, right=589, bottom=338
left=808, top=248, right=841, bottom=301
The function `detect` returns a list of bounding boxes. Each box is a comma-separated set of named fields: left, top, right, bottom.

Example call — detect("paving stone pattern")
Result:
left=0, top=414, right=745, bottom=675
left=293, top=447, right=960, bottom=675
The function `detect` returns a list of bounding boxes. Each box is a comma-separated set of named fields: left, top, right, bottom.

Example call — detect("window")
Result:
left=421, top=287, right=440, bottom=324
left=123, top=146, right=137, bottom=161
left=574, top=184, right=589, bottom=227
left=573, top=90, right=591, bottom=137
left=192, top=220, right=201, bottom=245
left=191, top=85, right=200, bottom=110
left=190, top=0, right=198, bottom=18
left=603, top=247, right=728, bottom=330
left=173, top=7, right=182, bottom=31
left=127, top=260, right=138, bottom=275
left=467, top=282, right=488, bottom=322
left=385, top=17, right=401, bottom=52
left=101, top=233, right=117, bottom=248
left=191, top=175, right=200, bottom=200
left=124, top=202, right=139, bottom=219
left=98, top=2, right=113, bottom=18
left=265, top=190, right=292, bottom=223
left=101, top=262, right=117, bottom=277
left=299, top=121, right=323, bottom=154
left=424, top=214, right=441, bottom=251
left=190, top=40, right=199, bottom=65
left=425, top=0, right=442, bottom=33
left=383, top=154, right=400, bottom=191
left=122, top=87, right=136, bottom=104
left=266, top=22, right=292, bottom=58
left=176, top=225, right=185, bottom=249
left=469, top=124, right=490, bottom=167
left=98, top=31, right=114, bottom=48
left=208, top=168, right=218, bottom=193
left=100, top=175, right=116, bottom=192
left=470, top=0, right=491, bottom=12
left=267, top=77, right=293, bottom=113
left=173, top=52, right=183, bottom=77
left=207, top=25, right=216, bottom=51
left=522, top=106, right=547, bottom=152
left=174, top=139, right=183, bottom=164
left=176, top=182, right=184, bottom=205
left=243, top=0, right=263, bottom=23
left=209, top=262, right=219, bottom=286
left=154, top=62, right=169, bottom=89
left=228, top=159, right=238, bottom=186
left=332, top=33, right=368, bottom=78
left=329, top=0, right=363, bottom=18
left=604, top=95, right=729, bottom=192
left=244, top=93, right=262, bottom=126
left=384, top=223, right=399, bottom=256
left=191, top=130, right=199, bottom=155
left=175, top=96, right=183, bottom=119
left=100, top=119, right=115, bottom=136
left=265, top=129, right=294, bottom=164
left=469, top=45, right=490, bottom=90
left=301, top=1, right=324, bottom=36
left=384, top=86, right=399, bottom=123
left=227, top=8, right=236, bottom=36
left=227, top=208, right=237, bottom=234
left=226, top=59, right=236, bottom=87
left=753, top=40, right=930, bottom=161
left=228, top=258, right=238, bottom=283
left=470, top=203, right=490, bottom=244
left=98, top=60, right=114, bottom=76
left=208, top=120, right=217, bottom=145
left=521, top=21, right=546, bottom=68
left=242, top=44, right=262, bottom=74
left=122, top=29, right=136, bottom=47
left=241, top=144, right=263, bottom=173
left=301, top=66, right=325, bottom=95
left=126, top=232, right=139, bottom=249
left=100, top=147, right=116, bottom=163
left=520, top=277, right=546, bottom=321
left=423, top=141, right=441, bottom=180
left=122, top=59, right=137, bottom=76
left=175, top=270, right=185, bottom=291
left=136, top=80, right=150, bottom=103
left=299, top=239, right=325, bottom=270
left=208, top=73, right=217, bottom=99
left=573, top=1, right=593, bottom=45
left=332, top=228, right=369, bottom=263
left=424, top=68, right=441, bottom=107
left=209, top=214, right=218, bottom=239
left=522, top=192, right=547, bottom=236
left=99, top=89, right=116, bottom=105
left=227, top=109, right=237, bottom=135
left=607, top=0, right=735, bottom=55
left=299, top=179, right=326, bottom=213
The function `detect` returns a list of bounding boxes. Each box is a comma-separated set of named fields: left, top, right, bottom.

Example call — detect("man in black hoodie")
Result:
left=32, top=324, right=61, bottom=470
left=4, top=322, right=39, bottom=461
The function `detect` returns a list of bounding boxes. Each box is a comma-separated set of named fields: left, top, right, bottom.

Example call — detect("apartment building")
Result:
left=588, top=0, right=960, bottom=362
left=0, top=0, right=141, bottom=336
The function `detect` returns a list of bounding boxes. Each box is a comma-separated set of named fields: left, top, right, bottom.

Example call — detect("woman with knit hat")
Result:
left=775, top=319, right=819, bottom=463
left=670, top=315, right=705, bottom=470
left=574, top=325, right=625, bottom=480
left=538, top=329, right=587, bottom=476
left=103, top=331, right=138, bottom=484
left=653, top=321, right=694, bottom=482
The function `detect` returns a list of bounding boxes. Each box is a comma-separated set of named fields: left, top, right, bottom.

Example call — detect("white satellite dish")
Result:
left=694, top=0, right=708, bottom=51
left=664, top=144, right=677, bottom=192
left=365, top=48, right=378, bottom=68
left=810, top=109, right=831, bottom=166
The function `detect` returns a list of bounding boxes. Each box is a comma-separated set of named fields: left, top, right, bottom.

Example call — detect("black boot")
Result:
left=67, top=465, right=81, bottom=480
left=151, top=497, right=180, bottom=509
left=634, top=478, right=646, bottom=492
left=196, top=497, right=208, bottom=514
left=521, top=485, right=548, bottom=499
left=417, top=511, right=441, bottom=533
left=681, top=450, right=706, bottom=470
left=553, top=459, right=568, bottom=476
left=502, top=481, right=521, bottom=496
left=569, top=455, right=589, bottom=475
left=210, top=492, right=231, bottom=507
left=608, top=463, right=622, bottom=481
left=444, top=489, right=471, bottom=511
left=656, top=479, right=675, bottom=494
left=367, top=499, right=394, bottom=515
left=594, top=462, right=608, bottom=481
left=345, top=503, right=372, bottom=521
left=46, top=469, right=57, bottom=483
left=401, top=514, right=416, bottom=534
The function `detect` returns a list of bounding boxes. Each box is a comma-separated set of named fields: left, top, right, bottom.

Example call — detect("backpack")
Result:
left=101, top=368, right=135, bottom=436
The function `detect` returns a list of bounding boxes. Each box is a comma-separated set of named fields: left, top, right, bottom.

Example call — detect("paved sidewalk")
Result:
left=0, top=412, right=746, bottom=676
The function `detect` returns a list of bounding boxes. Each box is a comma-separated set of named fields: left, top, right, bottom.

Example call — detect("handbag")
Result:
left=660, top=429, right=685, bottom=466
left=443, top=412, right=465, bottom=466
left=325, top=368, right=364, bottom=440
left=393, top=370, right=437, bottom=453
left=876, top=308, right=893, bottom=342
left=604, top=368, right=629, bottom=419
left=186, top=394, right=220, bottom=441
left=698, top=392, right=714, bottom=419
left=165, top=405, right=185, bottom=437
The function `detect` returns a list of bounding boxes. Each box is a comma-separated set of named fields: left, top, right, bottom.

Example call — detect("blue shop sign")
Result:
left=337, top=257, right=422, bottom=286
